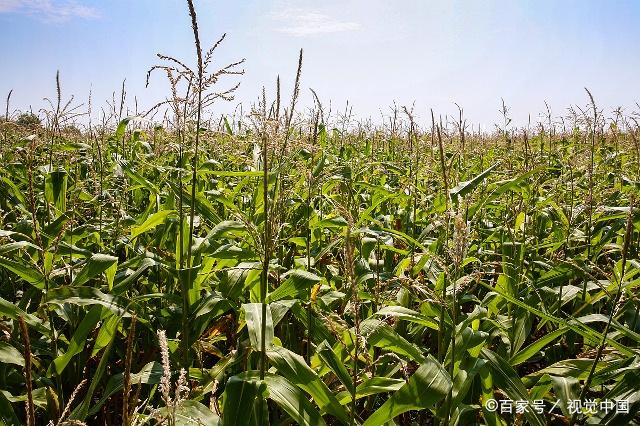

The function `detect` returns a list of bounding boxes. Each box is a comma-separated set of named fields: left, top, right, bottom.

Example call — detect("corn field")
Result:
left=1, top=2, right=640, bottom=425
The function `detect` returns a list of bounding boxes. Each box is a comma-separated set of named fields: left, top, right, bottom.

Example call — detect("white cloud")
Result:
left=0, top=0, right=21, bottom=12
left=0, top=0, right=99, bottom=22
left=271, top=8, right=361, bottom=37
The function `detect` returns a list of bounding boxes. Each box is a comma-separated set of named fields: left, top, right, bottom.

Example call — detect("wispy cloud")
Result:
left=271, top=8, right=361, bottom=37
left=0, top=0, right=99, bottom=22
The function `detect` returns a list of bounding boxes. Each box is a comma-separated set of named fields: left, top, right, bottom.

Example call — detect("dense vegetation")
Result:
left=1, top=2, right=639, bottom=425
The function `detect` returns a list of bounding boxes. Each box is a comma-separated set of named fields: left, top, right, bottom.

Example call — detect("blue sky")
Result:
left=1, top=0, right=639, bottom=128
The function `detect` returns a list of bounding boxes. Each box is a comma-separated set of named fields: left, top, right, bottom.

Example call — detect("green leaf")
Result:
left=509, top=326, right=568, bottom=366
left=51, top=306, right=102, bottom=374
left=317, top=340, right=354, bottom=394
left=267, top=269, right=321, bottom=303
left=451, top=357, right=487, bottom=409
left=131, top=210, right=176, bottom=239
left=159, top=400, right=221, bottom=426
left=208, top=220, right=246, bottom=239
left=88, top=361, right=163, bottom=416
left=312, top=216, right=348, bottom=229
left=222, top=373, right=265, bottom=426
left=0, top=296, right=49, bottom=335
left=479, top=281, right=634, bottom=356
left=223, top=116, right=233, bottom=135
left=0, top=241, right=40, bottom=255
left=337, top=377, right=405, bottom=404
left=290, top=302, right=336, bottom=346
left=72, top=253, right=118, bottom=286
left=237, top=371, right=327, bottom=426
left=267, top=346, right=351, bottom=424
left=374, top=305, right=440, bottom=330
left=600, top=370, right=640, bottom=425
left=0, top=255, right=44, bottom=288
left=523, top=359, right=604, bottom=386
left=201, top=170, right=264, bottom=177
left=192, top=294, right=234, bottom=320
left=219, top=262, right=260, bottom=299
left=243, top=303, right=273, bottom=351
left=105, top=260, right=117, bottom=291
left=115, top=116, right=133, bottom=141
left=69, top=316, right=120, bottom=420
left=179, top=264, right=201, bottom=306
left=112, top=257, right=155, bottom=294
left=0, top=390, right=20, bottom=426
left=362, top=355, right=452, bottom=426
left=480, top=348, right=546, bottom=426
left=0, top=342, right=24, bottom=366
left=44, top=169, right=67, bottom=214
left=550, top=375, right=579, bottom=417
left=450, top=163, right=498, bottom=199
left=360, top=318, right=426, bottom=362
left=45, top=286, right=130, bottom=316
left=91, top=313, right=118, bottom=357
left=118, top=158, right=159, bottom=194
